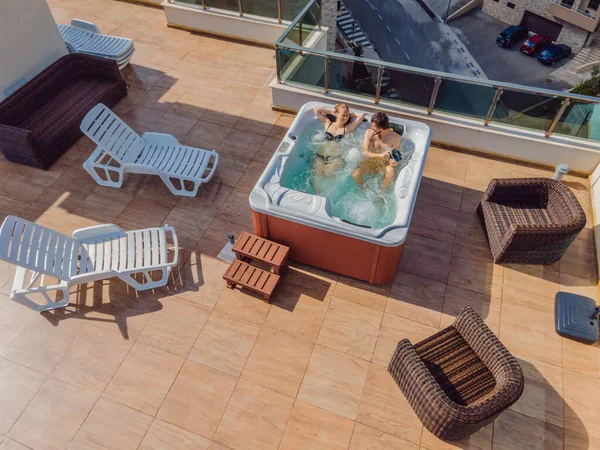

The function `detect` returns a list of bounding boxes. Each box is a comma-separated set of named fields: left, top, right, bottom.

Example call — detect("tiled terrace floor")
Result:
left=0, top=0, right=598, bottom=449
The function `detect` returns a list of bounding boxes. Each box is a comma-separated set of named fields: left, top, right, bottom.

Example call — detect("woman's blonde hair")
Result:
left=333, top=103, right=350, bottom=114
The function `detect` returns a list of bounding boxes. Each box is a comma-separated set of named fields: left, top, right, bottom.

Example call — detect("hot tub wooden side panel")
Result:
left=252, top=210, right=402, bottom=285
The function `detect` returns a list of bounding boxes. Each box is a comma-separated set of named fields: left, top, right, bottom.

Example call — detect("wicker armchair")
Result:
left=477, top=178, right=586, bottom=265
left=388, top=306, right=524, bottom=441
left=0, top=53, right=127, bottom=169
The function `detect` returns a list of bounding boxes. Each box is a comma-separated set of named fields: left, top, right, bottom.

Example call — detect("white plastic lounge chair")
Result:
left=58, top=19, right=135, bottom=69
left=81, top=103, right=219, bottom=197
left=0, top=216, right=178, bottom=312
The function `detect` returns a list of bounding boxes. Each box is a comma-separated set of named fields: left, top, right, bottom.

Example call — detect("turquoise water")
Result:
left=279, top=122, right=414, bottom=229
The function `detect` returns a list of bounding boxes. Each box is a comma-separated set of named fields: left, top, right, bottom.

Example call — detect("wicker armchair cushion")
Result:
left=414, top=327, right=496, bottom=406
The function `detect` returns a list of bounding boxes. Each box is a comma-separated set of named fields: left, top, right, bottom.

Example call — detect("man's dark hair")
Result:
left=371, top=112, right=389, bottom=129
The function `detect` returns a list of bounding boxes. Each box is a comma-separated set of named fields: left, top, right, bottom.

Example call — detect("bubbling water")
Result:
left=283, top=122, right=415, bottom=229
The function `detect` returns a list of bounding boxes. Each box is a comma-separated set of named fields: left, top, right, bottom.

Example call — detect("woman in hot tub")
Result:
left=312, top=104, right=364, bottom=178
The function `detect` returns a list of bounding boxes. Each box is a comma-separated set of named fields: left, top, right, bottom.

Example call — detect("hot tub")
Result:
left=249, top=102, right=431, bottom=285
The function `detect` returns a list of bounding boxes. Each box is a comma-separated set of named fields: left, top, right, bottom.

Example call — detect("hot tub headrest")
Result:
left=390, top=123, right=405, bottom=136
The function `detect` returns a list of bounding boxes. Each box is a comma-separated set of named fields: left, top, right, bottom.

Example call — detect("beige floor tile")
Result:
left=464, top=156, right=513, bottom=191
left=447, top=252, right=503, bottom=298
left=492, top=410, right=563, bottom=450
left=356, top=363, right=422, bottom=444
left=214, top=286, right=271, bottom=325
left=212, top=379, right=294, bottom=450
left=0, top=180, right=46, bottom=204
left=509, top=355, right=564, bottom=428
left=269, top=114, right=294, bottom=139
left=216, top=188, right=254, bottom=228
left=440, top=285, right=501, bottom=335
left=422, top=147, right=468, bottom=185
left=202, top=218, right=252, bottom=244
left=502, top=265, right=560, bottom=312
left=387, top=271, right=445, bottom=328
left=9, top=378, right=97, bottom=450
left=188, top=310, right=261, bottom=377
left=236, top=161, right=267, bottom=194
left=3, top=315, right=82, bottom=374
left=253, top=136, right=280, bottom=163
left=137, top=85, right=185, bottom=112
left=157, top=360, right=237, bottom=438
left=211, top=153, right=250, bottom=187
left=265, top=282, right=330, bottom=343
left=0, top=358, right=46, bottom=435
left=115, top=198, right=172, bottom=230
left=350, top=423, right=419, bottom=450
left=298, top=345, right=369, bottom=420
left=410, top=199, right=459, bottom=244
left=0, top=439, right=30, bottom=450
left=138, top=314, right=203, bottom=357
left=564, top=429, right=600, bottom=450
left=53, top=323, right=134, bottom=393
left=234, top=107, right=280, bottom=136
left=499, top=302, right=562, bottom=367
left=218, top=129, right=266, bottom=160
left=140, top=419, right=211, bottom=450
left=561, top=337, right=599, bottom=379
left=149, top=112, right=198, bottom=141
left=136, top=176, right=181, bottom=208
left=317, top=297, right=383, bottom=361
left=563, top=370, right=600, bottom=440
left=176, top=183, right=233, bottom=218
left=162, top=207, right=213, bottom=251
left=0, top=294, right=34, bottom=355
left=372, top=314, right=439, bottom=367
left=181, top=120, right=231, bottom=150
left=418, top=176, right=464, bottom=211
left=420, top=422, right=493, bottom=450
left=279, top=400, right=354, bottom=450
left=104, top=342, right=184, bottom=415
left=397, top=234, right=453, bottom=283
left=74, top=187, right=133, bottom=223
left=77, top=398, right=153, bottom=450
left=283, top=262, right=339, bottom=296
left=333, top=276, right=390, bottom=312
left=241, top=325, right=313, bottom=397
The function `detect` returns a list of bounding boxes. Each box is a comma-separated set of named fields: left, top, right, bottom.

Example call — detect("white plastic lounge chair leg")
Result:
left=10, top=267, right=70, bottom=312
left=119, top=268, right=170, bottom=291
left=159, top=175, right=201, bottom=197
left=83, top=148, right=125, bottom=188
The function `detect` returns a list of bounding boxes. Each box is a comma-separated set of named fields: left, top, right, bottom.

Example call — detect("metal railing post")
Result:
left=427, top=77, right=441, bottom=115
left=324, top=56, right=331, bottom=93
left=201, top=0, right=206, bottom=9
left=275, top=46, right=282, bottom=83
left=277, top=0, right=282, bottom=22
left=545, top=98, right=570, bottom=137
left=374, top=67, right=384, bottom=104
left=318, top=0, right=322, bottom=30
left=484, top=87, right=503, bottom=126
left=238, top=0, right=243, bottom=16
left=299, top=20, right=303, bottom=46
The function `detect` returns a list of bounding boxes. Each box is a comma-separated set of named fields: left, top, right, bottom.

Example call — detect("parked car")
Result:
left=496, top=26, right=528, bottom=48
left=520, top=34, right=552, bottom=55
left=537, top=44, right=572, bottom=65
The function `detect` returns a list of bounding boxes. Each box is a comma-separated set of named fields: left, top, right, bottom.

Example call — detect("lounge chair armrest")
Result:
left=71, top=19, right=101, bottom=34
left=163, top=225, right=179, bottom=266
left=142, top=132, right=180, bottom=146
left=72, top=223, right=125, bottom=240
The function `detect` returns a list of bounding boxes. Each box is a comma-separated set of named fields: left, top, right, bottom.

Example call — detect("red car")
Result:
left=520, top=35, right=552, bottom=55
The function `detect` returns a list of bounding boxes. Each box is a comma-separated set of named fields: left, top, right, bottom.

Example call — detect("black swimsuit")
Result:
left=323, top=122, right=346, bottom=141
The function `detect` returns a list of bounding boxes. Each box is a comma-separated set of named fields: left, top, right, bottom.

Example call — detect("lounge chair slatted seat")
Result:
left=81, top=103, right=219, bottom=197
left=0, top=216, right=178, bottom=312
left=58, top=19, right=135, bottom=69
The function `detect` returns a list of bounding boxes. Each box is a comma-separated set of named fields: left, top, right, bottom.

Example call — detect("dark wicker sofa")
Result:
left=388, top=306, right=524, bottom=441
left=0, top=53, right=127, bottom=169
left=477, top=178, right=586, bottom=264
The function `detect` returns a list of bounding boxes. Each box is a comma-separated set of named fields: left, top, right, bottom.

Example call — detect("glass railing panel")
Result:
left=553, top=98, right=600, bottom=141
left=279, top=48, right=325, bottom=89
left=203, top=0, right=239, bottom=12
left=240, top=0, right=279, bottom=18
left=379, top=69, right=436, bottom=109
left=434, top=79, right=496, bottom=120
left=329, top=58, right=378, bottom=99
left=280, top=0, right=313, bottom=21
left=491, top=90, right=563, bottom=132
left=280, top=0, right=319, bottom=45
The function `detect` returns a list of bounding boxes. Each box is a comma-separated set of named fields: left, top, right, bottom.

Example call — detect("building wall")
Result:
left=0, top=0, right=67, bottom=100
left=482, top=0, right=590, bottom=52
left=321, top=0, right=337, bottom=50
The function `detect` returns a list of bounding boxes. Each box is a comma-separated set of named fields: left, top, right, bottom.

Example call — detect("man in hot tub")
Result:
left=352, top=112, right=401, bottom=191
